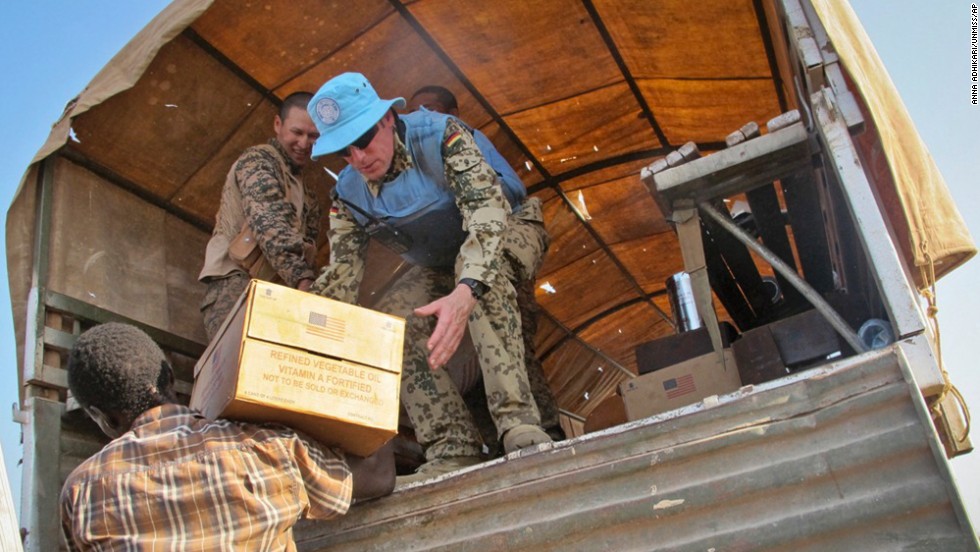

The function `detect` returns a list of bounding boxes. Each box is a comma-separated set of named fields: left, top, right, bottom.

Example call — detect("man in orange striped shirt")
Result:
left=59, top=323, right=394, bottom=550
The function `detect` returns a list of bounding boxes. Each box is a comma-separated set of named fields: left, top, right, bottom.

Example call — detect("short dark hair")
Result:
left=410, top=85, right=458, bottom=112
left=67, top=323, right=174, bottom=416
left=280, top=91, right=314, bottom=120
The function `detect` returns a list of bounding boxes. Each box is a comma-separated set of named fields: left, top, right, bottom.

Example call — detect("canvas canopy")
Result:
left=6, top=0, right=974, bottom=427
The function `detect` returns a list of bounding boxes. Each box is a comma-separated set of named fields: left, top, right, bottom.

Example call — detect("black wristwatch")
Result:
left=458, top=278, right=490, bottom=300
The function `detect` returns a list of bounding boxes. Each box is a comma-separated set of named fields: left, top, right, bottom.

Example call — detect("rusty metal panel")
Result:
left=294, top=347, right=978, bottom=551
left=46, top=157, right=209, bottom=344
left=45, top=157, right=210, bottom=344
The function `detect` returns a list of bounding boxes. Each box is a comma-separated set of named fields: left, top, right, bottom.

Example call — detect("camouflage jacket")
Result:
left=313, top=118, right=521, bottom=302
left=199, top=138, right=320, bottom=287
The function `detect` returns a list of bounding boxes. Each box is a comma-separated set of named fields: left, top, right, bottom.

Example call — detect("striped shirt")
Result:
left=60, top=404, right=352, bottom=551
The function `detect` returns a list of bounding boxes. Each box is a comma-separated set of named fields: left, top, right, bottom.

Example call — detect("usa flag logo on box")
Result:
left=663, top=374, right=696, bottom=399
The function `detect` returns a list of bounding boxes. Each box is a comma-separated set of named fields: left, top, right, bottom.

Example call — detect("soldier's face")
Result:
left=342, top=112, right=395, bottom=181
left=274, top=106, right=320, bottom=167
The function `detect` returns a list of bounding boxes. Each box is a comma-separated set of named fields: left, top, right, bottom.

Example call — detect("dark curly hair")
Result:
left=410, top=85, right=458, bottom=113
left=67, top=323, right=175, bottom=415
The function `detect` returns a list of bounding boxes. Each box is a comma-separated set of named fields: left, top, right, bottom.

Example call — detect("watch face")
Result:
left=460, top=278, right=486, bottom=299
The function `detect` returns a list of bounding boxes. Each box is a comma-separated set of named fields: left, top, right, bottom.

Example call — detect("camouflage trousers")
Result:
left=376, top=216, right=550, bottom=461
left=200, top=271, right=250, bottom=341
left=464, top=278, right=562, bottom=458
left=516, top=279, right=562, bottom=434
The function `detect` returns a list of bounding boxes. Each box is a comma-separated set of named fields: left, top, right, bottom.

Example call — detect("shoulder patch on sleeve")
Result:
left=444, top=130, right=463, bottom=150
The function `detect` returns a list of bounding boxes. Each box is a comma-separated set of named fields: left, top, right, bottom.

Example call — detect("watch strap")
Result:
left=458, top=278, right=489, bottom=300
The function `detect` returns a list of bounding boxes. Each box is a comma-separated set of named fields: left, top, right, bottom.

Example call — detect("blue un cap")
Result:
left=308, top=72, right=406, bottom=158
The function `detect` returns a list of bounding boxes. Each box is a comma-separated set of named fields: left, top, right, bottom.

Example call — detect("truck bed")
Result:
left=294, top=345, right=978, bottom=551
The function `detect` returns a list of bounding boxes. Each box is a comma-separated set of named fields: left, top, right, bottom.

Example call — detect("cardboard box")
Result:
left=191, top=280, right=404, bottom=456
left=731, top=326, right=786, bottom=385
left=634, top=322, right=737, bottom=375
left=767, top=309, right=840, bottom=366
left=619, top=349, right=740, bottom=421
left=733, top=308, right=841, bottom=385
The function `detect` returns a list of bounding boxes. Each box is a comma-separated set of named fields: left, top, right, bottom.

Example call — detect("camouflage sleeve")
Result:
left=237, top=147, right=316, bottom=287
left=442, top=118, right=509, bottom=285
left=303, top=182, right=322, bottom=251
left=310, top=188, right=369, bottom=303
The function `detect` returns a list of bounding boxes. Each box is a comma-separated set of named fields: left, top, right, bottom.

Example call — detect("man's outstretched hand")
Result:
left=413, top=284, right=477, bottom=370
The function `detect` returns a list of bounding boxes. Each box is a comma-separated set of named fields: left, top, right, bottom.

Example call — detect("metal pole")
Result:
left=698, top=201, right=867, bottom=354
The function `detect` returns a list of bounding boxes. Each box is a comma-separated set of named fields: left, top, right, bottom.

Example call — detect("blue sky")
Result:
left=1, top=0, right=978, bottom=531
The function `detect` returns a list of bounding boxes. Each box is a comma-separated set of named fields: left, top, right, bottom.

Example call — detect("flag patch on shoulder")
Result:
left=444, top=131, right=462, bottom=149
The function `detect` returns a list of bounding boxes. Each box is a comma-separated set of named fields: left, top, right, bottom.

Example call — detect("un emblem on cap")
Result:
left=315, top=97, right=341, bottom=126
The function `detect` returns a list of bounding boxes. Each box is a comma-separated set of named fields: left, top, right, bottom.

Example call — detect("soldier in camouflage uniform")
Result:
left=409, top=85, right=564, bottom=446
left=198, top=92, right=321, bottom=340
left=307, top=73, right=552, bottom=483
